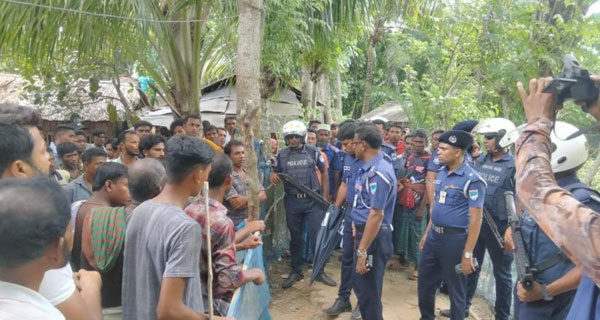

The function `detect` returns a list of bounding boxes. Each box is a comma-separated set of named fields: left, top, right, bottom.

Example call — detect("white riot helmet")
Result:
left=282, top=120, right=307, bottom=140
left=550, top=121, right=588, bottom=173
left=473, top=118, right=517, bottom=149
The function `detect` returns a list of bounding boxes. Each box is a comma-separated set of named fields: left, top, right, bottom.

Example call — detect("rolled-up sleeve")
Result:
left=515, top=118, right=600, bottom=285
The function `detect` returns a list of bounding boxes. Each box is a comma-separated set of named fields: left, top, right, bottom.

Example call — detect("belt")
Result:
left=355, top=224, right=392, bottom=233
left=290, top=193, right=307, bottom=199
left=432, top=224, right=467, bottom=235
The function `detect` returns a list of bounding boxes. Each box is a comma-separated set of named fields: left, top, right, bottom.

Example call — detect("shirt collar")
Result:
left=0, top=281, right=64, bottom=319
left=448, top=161, right=469, bottom=176
left=360, top=152, right=383, bottom=172
left=557, top=173, right=580, bottom=187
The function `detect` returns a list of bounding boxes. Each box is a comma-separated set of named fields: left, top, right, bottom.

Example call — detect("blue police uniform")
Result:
left=465, top=152, right=515, bottom=320
left=382, top=142, right=402, bottom=176
left=322, top=143, right=341, bottom=198
left=276, top=144, right=327, bottom=274
left=337, top=151, right=364, bottom=302
left=418, top=162, right=486, bottom=320
left=351, top=152, right=397, bottom=320
left=515, top=174, right=600, bottom=319
left=428, top=148, right=474, bottom=173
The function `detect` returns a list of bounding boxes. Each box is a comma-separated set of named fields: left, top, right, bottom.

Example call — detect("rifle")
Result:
left=482, top=208, right=505, bottom=251
left=505, top=191, right=535, bottom=290
left=277, top=173, right=330, bottom=209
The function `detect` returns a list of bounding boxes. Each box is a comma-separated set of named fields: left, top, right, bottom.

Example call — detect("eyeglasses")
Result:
left=483, top=134, right=496, bottom=140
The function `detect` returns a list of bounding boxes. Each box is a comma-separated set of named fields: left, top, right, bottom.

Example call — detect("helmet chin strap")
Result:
left=565, top=121, right=600, bottom=140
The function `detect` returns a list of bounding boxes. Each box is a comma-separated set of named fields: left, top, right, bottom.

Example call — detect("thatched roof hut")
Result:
left=0, top=73, right=143, bottom=122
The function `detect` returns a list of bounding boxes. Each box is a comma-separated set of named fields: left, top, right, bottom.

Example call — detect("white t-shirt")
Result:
left=38, top=265, right=76, bottom=306
left=0, top=280, right=65, bottom=320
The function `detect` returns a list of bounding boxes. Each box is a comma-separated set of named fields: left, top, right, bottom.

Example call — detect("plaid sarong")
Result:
left=82, top=206, right=126, bottom=272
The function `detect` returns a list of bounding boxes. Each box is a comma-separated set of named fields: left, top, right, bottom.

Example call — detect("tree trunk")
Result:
left=333, top=70, right=343, bottom=117
left=236, top=0, right=264, bottom=221
left=301, top=67, right=313, bottom=109
left=320, top=73, right=332, bottom=124
left=361, top=36, right=376, bottom=116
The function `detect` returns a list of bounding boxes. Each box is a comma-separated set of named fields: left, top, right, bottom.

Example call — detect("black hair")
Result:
left=128, top=158, right=166, bottom=202
left=388, top=122, right=403, bottom=130
left=432, top=129, right=444, bottom=136
left=139, top=134, right=167, bottom=153
left=0, top=123, right=34, bottom=175
left=92, top=130, right=105, bottom=138
left=0, top=178, right=71, bottom=268
left=117, top=130, right=138, bottom=144
left=165, top=136, right=215, bottom=183
left=202, top=120, right=211, bottom=128
left=134, top=120, right=153, bottom=130
left=81, top=148, right=108, bottom=164
left=371, top=119, right=385, bottom=126
left=224, top=140, right=244, bottom=156
left=413, top=129, right=428, bottom=140
left=57, top=143, right=79, bottom=158
left=308, top=120, right=321, bottom=127
left=356, top=125, right=382, bottom=149
left=203, top=124, right=217, bottom=135
left=54, top=125, right=75, bottom=135
left=207, top=153, right=233, bottom=188
left=330, top=123, right=338, bottom=129
left=0, top=104, right=42, bottom=127
left=307, top=128, right=317, bottom=135
left=110, top=138, right=119, bottom=150
left=92, top=162, right=128, bottom=192
left=224, top=115, right=236, bottom=123
left=170, top=119, right=185, bottom=132
left=340, top=119, right=356, bottom=126
left=405, top=133, right=414, bottom=140
left=217, top=127, right=227, bottom=133
left=184, top=114, right=201, bottom=122
left=337, top=122, right=358, bottom=141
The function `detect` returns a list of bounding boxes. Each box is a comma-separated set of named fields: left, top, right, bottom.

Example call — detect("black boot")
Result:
left=315, top=272, right=337, bottom=287
left=323, top=297, right=351, bottom=316
left=350, top=306, right=362, bottom=319
left=282, top=271, right=303, bottom=289
left=440, top=308, right=469, bottom=318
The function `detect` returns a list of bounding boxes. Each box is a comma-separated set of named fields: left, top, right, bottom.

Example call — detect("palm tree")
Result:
left=0, top=0, right=236, bottom=118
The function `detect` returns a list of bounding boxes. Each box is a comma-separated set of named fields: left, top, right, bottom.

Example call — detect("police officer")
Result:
left=442, top=118, right=517, bottom=319
left=324, top=121, right=363, bottom=319
left=509, top=121, right=600, bottom=319
left=418, top=130, right=486, bottom=320
left=351, top=125, right=397, bottom=320
left=269, top=120, right=336, bottom=288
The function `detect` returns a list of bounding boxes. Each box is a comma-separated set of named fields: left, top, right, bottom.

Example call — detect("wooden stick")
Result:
left=204, top=181, right=214, bottom=320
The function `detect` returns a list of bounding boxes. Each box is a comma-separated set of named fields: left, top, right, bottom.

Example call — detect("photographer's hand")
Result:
left=517, top=78, right=554, bottom=123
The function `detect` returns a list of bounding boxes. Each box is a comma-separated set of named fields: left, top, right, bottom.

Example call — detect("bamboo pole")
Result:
left=204, top=181, right=213, bottom=320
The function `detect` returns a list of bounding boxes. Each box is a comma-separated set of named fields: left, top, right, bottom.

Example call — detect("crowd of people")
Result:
left=1, top=76, right=600, bottom=320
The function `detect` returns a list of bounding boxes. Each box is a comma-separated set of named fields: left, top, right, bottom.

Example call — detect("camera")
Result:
left=543, top=55, right=599, bottom=111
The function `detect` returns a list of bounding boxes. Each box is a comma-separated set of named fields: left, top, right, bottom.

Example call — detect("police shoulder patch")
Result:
left=369, top=182, right=377, bottom=194
left=468, top=189, right=479, bottom=201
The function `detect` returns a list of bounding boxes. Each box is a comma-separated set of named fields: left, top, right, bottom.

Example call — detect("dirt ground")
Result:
left=268, top=250, right=495, bottom=320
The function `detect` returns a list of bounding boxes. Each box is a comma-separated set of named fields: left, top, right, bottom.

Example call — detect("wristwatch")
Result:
left=463, top=251, right=473, bottom=259
left=356, top=249, right=367, bottom=257
left=541, top=284, right=553, bottom=301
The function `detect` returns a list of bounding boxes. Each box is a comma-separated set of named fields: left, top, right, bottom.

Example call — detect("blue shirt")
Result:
left=322, top=143, right=341, bottom=196
left=431, top=162, right=486, bottom=228
left=427, top=148, right=474, bottom=173
left=351, top=153, right=397, bottom=226
left=341, top=153, right=364, bottom=205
